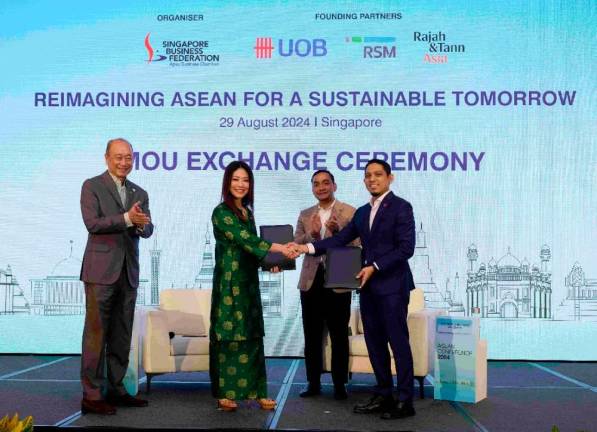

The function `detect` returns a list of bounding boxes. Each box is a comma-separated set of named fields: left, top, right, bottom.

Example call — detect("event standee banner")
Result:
left=434, top=316, right=487, bottom=403
left=0, top=1, right=595, bottom=360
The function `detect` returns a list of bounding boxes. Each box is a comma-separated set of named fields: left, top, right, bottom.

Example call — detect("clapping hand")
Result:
left=129, top=201, right=150, bottom=227
left=325, top=214, right=339, bottom=234
left=310, top=213, right=322, bottom=239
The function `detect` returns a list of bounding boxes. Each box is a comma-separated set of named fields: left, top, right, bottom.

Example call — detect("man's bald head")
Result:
left=105, top=138, right=133, bottom=156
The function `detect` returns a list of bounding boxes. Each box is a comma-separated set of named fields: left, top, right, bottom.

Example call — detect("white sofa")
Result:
left=323, top=288, right=444, bottom=399
left=142, top=289, right=211, bottom=392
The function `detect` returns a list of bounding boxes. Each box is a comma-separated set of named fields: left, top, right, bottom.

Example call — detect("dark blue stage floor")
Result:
left=1, top=356, right=596, bottom=431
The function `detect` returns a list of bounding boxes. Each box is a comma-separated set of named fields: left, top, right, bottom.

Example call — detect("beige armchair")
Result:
left=142, top=289, right=211, bottom=392
left=324, top=288, right=444, bottom=399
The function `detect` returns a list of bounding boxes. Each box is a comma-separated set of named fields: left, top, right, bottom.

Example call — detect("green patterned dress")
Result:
left=210, top=203, right=272, bottom=400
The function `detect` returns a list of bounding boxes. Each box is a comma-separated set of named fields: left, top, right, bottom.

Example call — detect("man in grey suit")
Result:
left=294, top=170, right=356, bottom=400
left=80, top=138, right=153, bottom=415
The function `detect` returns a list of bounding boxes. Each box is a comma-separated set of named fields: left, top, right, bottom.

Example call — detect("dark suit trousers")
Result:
left=81, top=265, right=137, bottom=400
left=359, top=290, right=414, bottom=401
left=300, top=264, right=352, bottom=386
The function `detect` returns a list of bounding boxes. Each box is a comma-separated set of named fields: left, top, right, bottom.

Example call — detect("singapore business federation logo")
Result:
left=144, top=32, right=220, bottom=66
left=144, top=33, right=167, bottom=62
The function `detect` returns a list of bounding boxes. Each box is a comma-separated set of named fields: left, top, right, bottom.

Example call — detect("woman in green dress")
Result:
left=210, top=161, right=295, bottom=411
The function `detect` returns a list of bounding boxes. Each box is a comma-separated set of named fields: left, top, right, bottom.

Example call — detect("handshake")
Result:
left=269, top=242, right=376, bottom=287
left=271, top=242, right=309, bottom=260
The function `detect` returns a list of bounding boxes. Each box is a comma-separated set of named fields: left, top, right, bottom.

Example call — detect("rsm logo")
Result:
left=364, top=45, right=396, bottom=58
left=345, top=36, right=397, bottom=59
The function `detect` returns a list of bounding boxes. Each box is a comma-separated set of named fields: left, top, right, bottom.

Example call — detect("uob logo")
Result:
left=254, top=38, right=327, bottom=58
left=279, top=39, right=327, bottom=57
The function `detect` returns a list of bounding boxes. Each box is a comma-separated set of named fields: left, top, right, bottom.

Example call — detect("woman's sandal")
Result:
left=217, top=399, right=238, bottom=411
left=257, top=398, right=277, bottom=410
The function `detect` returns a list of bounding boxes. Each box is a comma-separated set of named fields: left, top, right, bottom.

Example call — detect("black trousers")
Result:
left=300, top=264, right=352, bottom=386
left=360, top=290, right=414, bottom=401
left=81, top=266, right=137, bottom=400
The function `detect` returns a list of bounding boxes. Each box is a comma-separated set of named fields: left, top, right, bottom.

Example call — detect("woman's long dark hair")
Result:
left=221, top=161, right=254, bottom=221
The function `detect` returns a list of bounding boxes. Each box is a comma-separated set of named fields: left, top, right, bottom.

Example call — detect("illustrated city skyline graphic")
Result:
left=2, top=223, right=596, bottom=354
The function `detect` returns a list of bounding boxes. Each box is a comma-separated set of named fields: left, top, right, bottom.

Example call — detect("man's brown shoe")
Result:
left=106, top=394, right=149, bottom=407
left=81, top=399, right=116, bottom=415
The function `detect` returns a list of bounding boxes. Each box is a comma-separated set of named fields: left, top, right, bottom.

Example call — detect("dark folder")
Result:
left=324, top=246, right=362, bottom=290
left=259, top=224, right=296, bottom=271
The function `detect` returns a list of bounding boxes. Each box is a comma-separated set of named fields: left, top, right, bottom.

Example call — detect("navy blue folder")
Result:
left=259, top=224, right=296, bottom=271
left=324, top=246, right=362, bottom=289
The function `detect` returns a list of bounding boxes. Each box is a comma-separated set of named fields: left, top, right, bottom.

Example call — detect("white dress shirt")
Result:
left=367, top=190, right=391, bottom=270
left=108, top=171, right=133, bottom=228
left=369, top=190, right=391, bottom=229
left=316, top=200, right=336, bottom=239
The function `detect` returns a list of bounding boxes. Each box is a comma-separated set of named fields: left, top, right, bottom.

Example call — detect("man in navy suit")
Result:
left=294, top=159, right=416, bottom=419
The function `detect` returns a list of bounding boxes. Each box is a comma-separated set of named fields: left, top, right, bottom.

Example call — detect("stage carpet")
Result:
left=1, top=355, right=596, bottom=431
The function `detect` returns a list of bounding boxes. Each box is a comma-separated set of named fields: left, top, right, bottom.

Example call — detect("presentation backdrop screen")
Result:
left=1, top=1, right=595, bottom=359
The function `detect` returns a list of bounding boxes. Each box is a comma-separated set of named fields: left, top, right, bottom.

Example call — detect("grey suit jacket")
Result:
left=294, top=200, right=357, bottom=292
left=80, top=170, right=153, bottom=288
